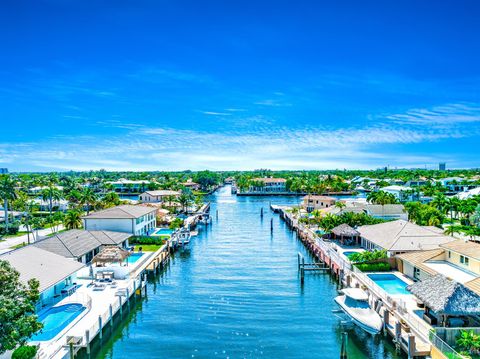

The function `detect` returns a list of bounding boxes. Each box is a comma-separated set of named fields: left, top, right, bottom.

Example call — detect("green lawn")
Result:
left=10, top=242, right=27, bottom=250
left=133, top=244, right=163, bottom=252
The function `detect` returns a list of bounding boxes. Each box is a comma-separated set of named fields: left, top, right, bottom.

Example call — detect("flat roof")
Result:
left=424, top=261, right=478, bottom=284
left=82, top=205, right=156, bottom=219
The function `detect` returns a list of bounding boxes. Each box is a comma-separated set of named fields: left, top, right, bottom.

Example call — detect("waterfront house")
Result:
left=379, top=185, right=414, bottom=201
left=397, top=239, right=480, bottom=294
left=247, top=177, right=287, bottom=194
left=357, top=220, right=455, bottom=256
left=182, top=179, right=201, bottom=191
left=0, top=246, right=85, bottom=309
left=364, top=204, right=408, bottom=220
left=456, top=186, right=480, bottom=200
left=33, top=198, right=69, bottom=212
left=82, top=205, right=157, bottom=235
left=33, top=229, right=132, bottom=264
left=0, top=210, right=23, bottom=223
left=139, top=190, right=180, bottom=203
left=302, top=195, right=336, bottom=212
left=106, top=179, right=150, bottom=193
left=407, top=275, right=480, bottom=327
left=436, top=177, right=479, bottom=193
left=28, top=185, right=63, bottom=195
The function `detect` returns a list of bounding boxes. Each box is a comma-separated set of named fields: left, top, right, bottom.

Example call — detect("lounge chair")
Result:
left=93, top=283, right=106, bottom=291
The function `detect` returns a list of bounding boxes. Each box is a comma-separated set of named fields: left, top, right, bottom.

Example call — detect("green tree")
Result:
left=0, top=260, right=42, bottom=354
left=40, top=185, right=63, bottom=215
left=79, top=187, right=97, bottom=215
left=0, top=175, right=18, bottom=233
left=63, top=210, right=82, bottom=229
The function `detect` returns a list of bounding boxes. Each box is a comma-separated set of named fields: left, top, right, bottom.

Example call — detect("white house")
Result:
left=248, top=178, right=287, bottom=194
left=302, top=195, right=336, bottom=212
left=82, top=205, right=157, bottom=236
left=139, top=190, right=181, bottom=203
left=380, top=185, right=414, bottom=201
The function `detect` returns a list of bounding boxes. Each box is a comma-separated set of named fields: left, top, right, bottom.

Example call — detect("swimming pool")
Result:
left=153, top=228, right=173, bottom=236
left=126, top=252, right=144, bottom=264
left=31, top=303, right=86, bottom=341
left=367, top=273, right=410, bottom=295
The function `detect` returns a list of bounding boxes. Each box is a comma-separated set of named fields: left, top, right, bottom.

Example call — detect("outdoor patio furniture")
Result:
left=93, top=283, right=106, bottom=291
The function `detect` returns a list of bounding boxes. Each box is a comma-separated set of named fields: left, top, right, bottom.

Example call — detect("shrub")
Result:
left=169, top=218, right=184, bottom=229
left=130, top=236, right=165, bottom=245
left=0, top=222, right=20, bottom=235
left=355, top=262, right=391, bottom=272
left=12, top=345, right=37, bottom=359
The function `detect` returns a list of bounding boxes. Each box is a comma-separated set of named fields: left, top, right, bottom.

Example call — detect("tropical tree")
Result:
left=0, top=175, right=17, bottom=233
left=444, top=225, right=462, bottom=237
left=41, top=185, right=63, bottom=215
left=102, top=192, right=120, bottom=208
left=63, top=210, right=83, bottom=230
left=79, top=187, right=97, bottom=215
left=178, top=193, right=193, bottom=213
left=13, top=192, right=37, bottom=244
left=0, top=260, right=42, bottom=354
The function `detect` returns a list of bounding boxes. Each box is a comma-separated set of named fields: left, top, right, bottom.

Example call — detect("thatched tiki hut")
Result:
left=92, top=246, right=131, bottom=266
left=330, top=224, right=360, bottom=246
left=407, top=275, right=480, bottom=327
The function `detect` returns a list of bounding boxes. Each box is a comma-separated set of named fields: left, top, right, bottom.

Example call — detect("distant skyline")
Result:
left=1, top=0, right=480, bottom=171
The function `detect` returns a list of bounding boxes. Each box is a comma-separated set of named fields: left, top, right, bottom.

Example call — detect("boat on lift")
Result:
left=334, top=288, right=383, bottom=335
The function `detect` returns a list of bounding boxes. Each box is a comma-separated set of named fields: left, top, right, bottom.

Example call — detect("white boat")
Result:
left=334, top=288, right=383, bottom=335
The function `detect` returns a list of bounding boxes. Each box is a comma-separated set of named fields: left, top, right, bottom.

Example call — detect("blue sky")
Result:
left=1, top=0, right=480, bottom=171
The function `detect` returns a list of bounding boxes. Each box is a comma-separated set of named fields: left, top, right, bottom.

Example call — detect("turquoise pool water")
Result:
left=93, top=186, right=403, bottom=359
left=32, top=304, right=86, bottom=341
left=126, top=253, right=144, bottom=264
left=342, top=251, right=360, bottom=258
left=368, top=273, right=410, bottom=295
left=154, top=228, right=173, bottom=236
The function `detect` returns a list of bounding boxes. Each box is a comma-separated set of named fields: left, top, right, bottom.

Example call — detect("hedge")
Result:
left=12, top=345, right=37, bottom=359
left=130, top=236, right=166, bottom=245
left=354, top=262, right=391, bottom=272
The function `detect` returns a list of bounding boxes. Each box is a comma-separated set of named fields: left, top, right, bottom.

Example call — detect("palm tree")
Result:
left=178, top=193, right=193, bottom=213
left=0, top=175, right=18, bottom=232
left=445, top=225, right=461, bottom=237
left=41, top=185, right=63, bottom=215
left=63, top=210, right=82, bottom=229
left=102, top=192, right=120, bottom=208
left=79, top=187, right=97, bottom=215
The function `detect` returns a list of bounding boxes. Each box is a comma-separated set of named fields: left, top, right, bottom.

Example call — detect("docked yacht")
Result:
left=334, top=288, right=383, bottom=335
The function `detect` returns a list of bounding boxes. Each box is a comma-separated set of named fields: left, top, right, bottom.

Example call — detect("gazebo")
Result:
left=407, top=275, right=480, bottom=327
left=92, top=246, right=131, bottom=266
left=330, top=223, right=360, bottom=245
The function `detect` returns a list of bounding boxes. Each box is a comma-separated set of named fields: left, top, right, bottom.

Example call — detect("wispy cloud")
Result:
left=202, top=111, right=231, bottom=116
left=385, top=103, right=480, bottom=126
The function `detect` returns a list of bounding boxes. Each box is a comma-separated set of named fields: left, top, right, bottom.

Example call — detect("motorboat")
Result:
left=334, top=288, right=383, bottom=335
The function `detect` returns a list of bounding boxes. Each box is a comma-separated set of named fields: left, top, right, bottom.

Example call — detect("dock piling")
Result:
left=340, top=332, right=348, bottom=358
left=270, top=218, right=273, bottom=232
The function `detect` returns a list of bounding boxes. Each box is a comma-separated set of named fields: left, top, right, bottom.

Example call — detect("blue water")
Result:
left=154, top=228, right=173, bottom=236
left=32, top=304, right=86, bottom=341
left=95, top=186, right=403, bottom=358
left=126, top=253, right=144, bottom=264
left=368, top=274, right=410, bottom=295
left=119, top=194, right=139, bottom=200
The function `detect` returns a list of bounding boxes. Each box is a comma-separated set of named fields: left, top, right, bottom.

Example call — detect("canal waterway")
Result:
left=95, top=186, right=403, bottom=358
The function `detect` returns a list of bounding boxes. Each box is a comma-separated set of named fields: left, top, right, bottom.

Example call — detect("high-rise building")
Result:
left=439, top=163, right=446, bottom=171
left=0, top=168, right=8, bottom=174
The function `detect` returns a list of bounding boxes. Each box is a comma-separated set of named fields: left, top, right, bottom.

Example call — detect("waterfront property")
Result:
left=329, top=223, right=360, bottom=246
left=407, top=274, right=480, bottom=327
left=247, top=177, right=287, bottom=194
left=396, top=239, right=480, bottom=295
left=139, top=189, right=180, bottom=203
left=182, top=179, right=201, bottom=191
left=34, top=229, right=132, bottom=264
left=357, top=219, right=455, bottom=256
left=82, top=205, right=157, bottom=235
left=302, top=195, right=336, bottom=212
left=0, top=246, right=85, bottom=310
left=380, top=185, right=415, bottom=201
left=106, top=179, right=151, bottom=193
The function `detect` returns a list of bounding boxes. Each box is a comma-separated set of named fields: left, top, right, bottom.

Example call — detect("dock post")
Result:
left=395, top=321, right=401, bottom=342
left=119, top=296, right=123, bottom=318
left=98, top=316, right=103, bottom=341
left=300, top=266, right=305, bottom=284
left=69, top=341, right=74, bottom=359
left=109, top=304, right=113, bottom=328
left=407, top=335, right=415, bottom=358
left=216, top=209, right=218, bottom=220
left=297, top=253, right=302, bottom=271
left=85, top=330, right=90, bottom=356
left=383, top=309, right=389, bottom=333
left=270, top=218, right=273, bottom=233
left=261, top=208, right=263, bottom=218
left=126, top=288, right=130, bottom=312
left=340, top=332, right=348, bottom=358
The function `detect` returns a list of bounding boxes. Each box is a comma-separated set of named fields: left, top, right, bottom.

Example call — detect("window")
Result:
left=413, top=267, right=420, bottom=279
left=448, top=251, right=451, bottom=258
left=460, top=255, right=469, bottom=266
